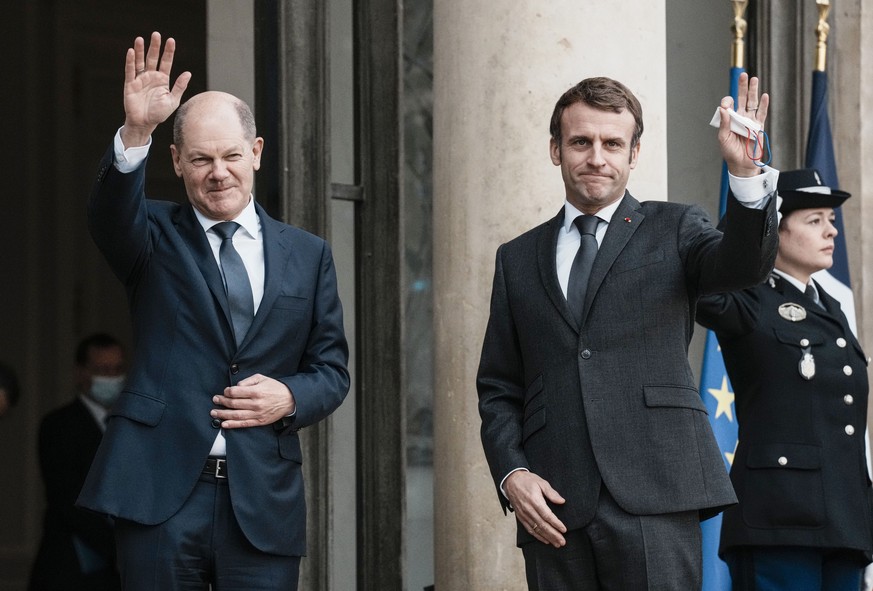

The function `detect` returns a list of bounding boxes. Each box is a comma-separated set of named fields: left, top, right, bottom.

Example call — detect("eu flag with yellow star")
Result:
left=699, top=64, right=743, bottom=591
left=699, top=328, right=737, bottom=591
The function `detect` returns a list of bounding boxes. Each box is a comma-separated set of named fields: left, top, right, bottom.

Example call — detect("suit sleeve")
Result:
left=682, top=190, right=777, bottom=296
left=277, top=240, right=350, bottom=431
left=477, top=246, right=527, bottom=510
left=696, top=287, right=763, bottom=338
left=87, top=145, right=152, bottom=287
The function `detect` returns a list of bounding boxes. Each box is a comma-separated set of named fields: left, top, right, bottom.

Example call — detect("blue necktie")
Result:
left=212, top=222, right=254, bottom=346
left=567, top=215, right=600, bottom=325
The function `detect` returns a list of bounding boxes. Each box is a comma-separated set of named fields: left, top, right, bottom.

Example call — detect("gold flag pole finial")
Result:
left=731, top=0, right=750, bottom=69
left=815, top=0, right=831, bottom=72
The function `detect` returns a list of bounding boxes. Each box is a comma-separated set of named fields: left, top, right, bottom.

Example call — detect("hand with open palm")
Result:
left=120, top=31, right=192, bottom=149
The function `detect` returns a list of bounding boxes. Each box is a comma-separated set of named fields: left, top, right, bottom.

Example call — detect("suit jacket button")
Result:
left=845, top=425, right=856, bottom=436
left=230, top=364, right=240, bottom=374
left=211, top=418, right=222, bottom=429
left=777, top=456, right=788, bottom=466
left=844, top=394, right=854, bottom=405
left=836, top=338, right=847, bottom=348
left=580, top=349, right=591, bottom=359
left=843, top=365, right=853, bottom=376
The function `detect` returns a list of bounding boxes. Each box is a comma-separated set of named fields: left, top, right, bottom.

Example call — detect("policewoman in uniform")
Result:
left=697, top=169, right=873, bottom=590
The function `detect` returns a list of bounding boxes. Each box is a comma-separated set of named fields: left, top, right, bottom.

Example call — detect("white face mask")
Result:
left=89, top=375, right=125, bottom=408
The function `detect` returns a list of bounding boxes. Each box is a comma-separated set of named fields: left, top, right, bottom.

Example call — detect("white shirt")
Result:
left=773, top=268, right=820, bottom=304
left=113, top=128, right=268, bottom=457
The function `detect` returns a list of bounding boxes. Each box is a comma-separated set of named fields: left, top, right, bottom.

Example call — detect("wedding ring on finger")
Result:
left=532, top=523, right=540, bottom=532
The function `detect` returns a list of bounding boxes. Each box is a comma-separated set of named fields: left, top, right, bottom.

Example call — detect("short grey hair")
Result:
left=172, top=94, right=257, bottom=147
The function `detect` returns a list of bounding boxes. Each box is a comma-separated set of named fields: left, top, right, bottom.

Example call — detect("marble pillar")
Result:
left=832, top=1, right=873, bottom=460
left=432, top=2, right=667, bottom=588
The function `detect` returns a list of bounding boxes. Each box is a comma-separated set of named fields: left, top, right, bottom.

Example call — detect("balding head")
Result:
left=173, top=91, right=257, bottom=148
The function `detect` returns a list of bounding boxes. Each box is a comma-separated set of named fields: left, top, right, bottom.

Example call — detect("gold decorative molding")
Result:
left=815, top=0, right=831, bottom=72
left=731, top=0, right=749, bottom=69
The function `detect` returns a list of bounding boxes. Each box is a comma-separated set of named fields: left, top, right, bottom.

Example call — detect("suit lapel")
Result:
left=815, top=280, right=866, bottom=357
left=241, top=204, right=293, bottom=349
left=537, top=208, right=578, bottom=332
left=175, top=205, right=230, bottom=315
left=174, top=205, right=235, bottom=342
left=581, top=193, right=644, bottom=324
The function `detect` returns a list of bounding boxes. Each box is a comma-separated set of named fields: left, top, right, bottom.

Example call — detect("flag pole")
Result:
left=814, top=0, right=830, bottom=73
left=719, top=1, right=750, bottom=210
left=731, top=0, right=749, bottom=70
left=701, top=6, right=750, bottom=588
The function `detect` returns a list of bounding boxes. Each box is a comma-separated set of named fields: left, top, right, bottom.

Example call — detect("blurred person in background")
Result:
left=29, top=333, right=125, bottom=591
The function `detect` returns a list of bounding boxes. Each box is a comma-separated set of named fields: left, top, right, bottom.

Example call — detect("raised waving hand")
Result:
left=717, top=72, right=770, bottom=178
left=120, top=32, right=192, bottom=148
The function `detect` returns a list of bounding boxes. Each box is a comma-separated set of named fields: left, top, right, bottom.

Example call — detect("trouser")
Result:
left=522, top=483, right=702, bottom=590
left=724, top=546, right=865, bottom=591
left=115, top=470, right=300, bottom=591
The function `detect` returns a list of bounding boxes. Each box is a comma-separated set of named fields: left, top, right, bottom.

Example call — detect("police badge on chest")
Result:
left=777, top=302, right=816, bottom=380
left=799, top=350, right=815, bottom=380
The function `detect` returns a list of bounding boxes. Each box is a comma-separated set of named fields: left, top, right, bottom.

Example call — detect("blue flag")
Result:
left=806, top=70, right=857, bottom=334
left=699, top=65, right=744, bottom=591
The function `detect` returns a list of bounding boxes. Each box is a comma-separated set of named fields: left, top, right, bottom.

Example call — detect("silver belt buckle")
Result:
left=214, top=458, right=227, bottom=479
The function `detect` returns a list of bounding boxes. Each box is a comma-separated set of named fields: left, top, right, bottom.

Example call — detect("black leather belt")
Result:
left=203, top=457, right=227, bottom=479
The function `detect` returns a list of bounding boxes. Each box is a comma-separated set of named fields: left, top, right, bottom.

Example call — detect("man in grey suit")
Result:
left=477, top=74, right=778, bottom=589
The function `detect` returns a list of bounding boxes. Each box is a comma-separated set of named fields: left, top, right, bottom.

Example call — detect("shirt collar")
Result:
left=772, top=268, right=811, bottom=294
left=78, top=394, right=109, bottom=429
left=193, top=196, right=260, bottom=239
left=562, top=196, right=623, bottom=233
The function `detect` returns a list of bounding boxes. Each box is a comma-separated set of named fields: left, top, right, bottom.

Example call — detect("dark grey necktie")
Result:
left=212, top=222, right=254, bottom=346
left=805, top=283, right=825, bottom=310
left=567, top=215, right=600, bottom=325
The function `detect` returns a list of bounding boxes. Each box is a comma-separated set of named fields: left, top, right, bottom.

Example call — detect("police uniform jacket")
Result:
left=697, top=272, right=873, bottom=560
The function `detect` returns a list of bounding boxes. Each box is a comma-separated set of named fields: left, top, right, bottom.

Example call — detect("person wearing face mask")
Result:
left=697, top=170, right=873, bottom=590
left=29, top=333, right=126, bottom=591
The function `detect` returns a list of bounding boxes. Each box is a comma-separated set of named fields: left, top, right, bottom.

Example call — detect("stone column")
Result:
left=832, top=1, right=873, bottom=460
left=432, top=2, right=667, bottom=588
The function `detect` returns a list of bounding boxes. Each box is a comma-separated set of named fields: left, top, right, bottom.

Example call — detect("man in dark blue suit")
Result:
left=77, top=32, right=350, bottom=590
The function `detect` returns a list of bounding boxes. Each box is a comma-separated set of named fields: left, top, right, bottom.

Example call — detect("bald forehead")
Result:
left=186, top=91, right=238, bottom=111
left=174, top=91, right=256, bottom=146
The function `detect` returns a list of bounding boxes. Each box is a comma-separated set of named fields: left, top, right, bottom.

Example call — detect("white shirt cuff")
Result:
left=113, top=127, right=152, bottom=173
left=728, top=166, right=779, bottom=209
left=500, top=467, right=529, bottom=500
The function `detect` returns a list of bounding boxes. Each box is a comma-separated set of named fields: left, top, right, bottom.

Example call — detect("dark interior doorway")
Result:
left=0, top=2, right=205, bottom=586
